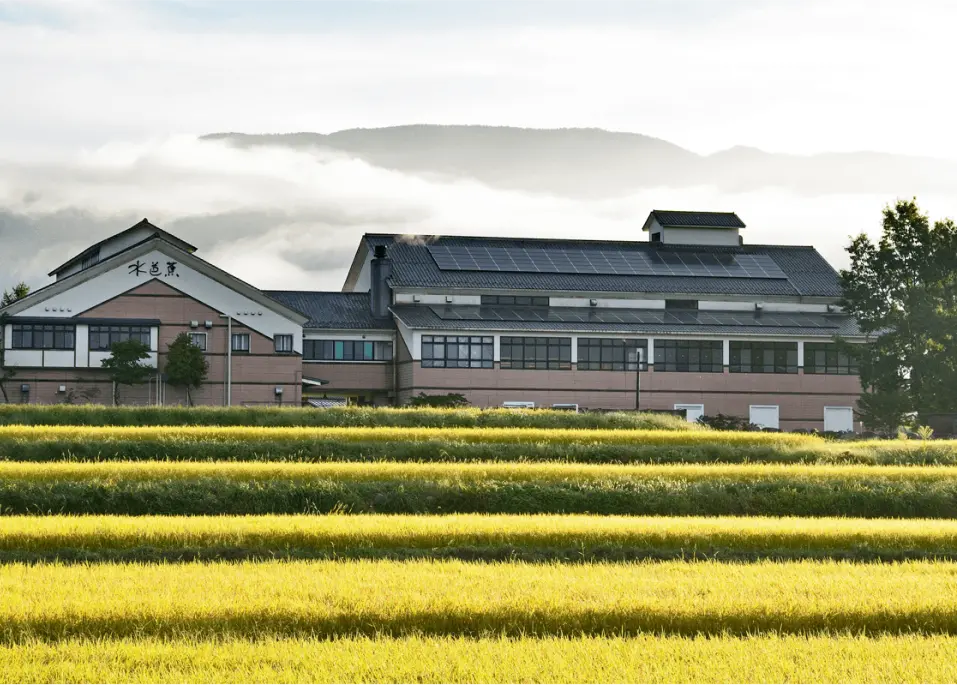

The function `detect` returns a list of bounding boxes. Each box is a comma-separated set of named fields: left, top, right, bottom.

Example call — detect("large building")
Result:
left=0, top=211, right=864, bottom=430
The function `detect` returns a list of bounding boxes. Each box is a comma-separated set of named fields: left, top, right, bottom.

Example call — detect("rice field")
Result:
left=2, top=406, right=956, bottom=682
left=5, top=634, right=957, bottom=684
left=4, top=513, right=957, bottom=561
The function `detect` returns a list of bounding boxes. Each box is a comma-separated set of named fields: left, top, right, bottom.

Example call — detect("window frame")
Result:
left=302, top=339, right=394, bottom=362
left=231, top=333, right=251, bottom=354
left=729, top=341, right=798, bottom=374
left=10, top=323, right=76, bottom=350
left=500, top=336, right=572, bottom=370
left=421, top=335, right=494, bottom=368
left=577, top=338, right=648, bottom=371
left=88, top=325, right=151, bottom=352
left=804, top=342, right=859, bottom=375
left=480, top=295, right=550, bottom=307
left=653, top=339, right=723, bottom=373
left=274, top=334, right=294, bottom=354
left=187, top=332, right=207, bottom=352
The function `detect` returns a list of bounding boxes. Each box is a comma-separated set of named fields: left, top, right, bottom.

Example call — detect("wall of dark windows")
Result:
left=804, top=343, right=858, bottom=375
left=421, top=336, right=493, bottom=368
left=304, top=339, right=394, bottom=362
left=11, top=323, right=75, bottom=350
left=729, top=341, right=797, bottom=374
left=481, top=295, right=549, bottom=307
left=577, top=338, right=647, bottom=371
left=89, top=325, right=151, bottom=351
left=500, top=336, right=571, bottom=370
left=653, top=339, right=723, bottom=372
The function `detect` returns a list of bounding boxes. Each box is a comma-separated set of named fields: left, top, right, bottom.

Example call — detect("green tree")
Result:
left=0, top=282, right=30, bottom=404
left=839, top=199, right=957, bottom=429
left=1, top=282, right=30, bottom=308
left=165, top=332, right=209, bottom=406
left=101, top=339, right=152, bottom=405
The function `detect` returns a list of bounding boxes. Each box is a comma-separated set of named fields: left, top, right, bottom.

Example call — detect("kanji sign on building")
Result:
left=129, top=260, right=179, bottom=278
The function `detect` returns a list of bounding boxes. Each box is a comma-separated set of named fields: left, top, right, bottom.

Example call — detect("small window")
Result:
left=188, top=332, right=207, bottom=351
left=665, top=299, right=698, bottom=310
left=274, top=334, right=294, bottom=354
left=481, top=295, right=549, bottom=307
left=231, top=333, right=250, bottom=353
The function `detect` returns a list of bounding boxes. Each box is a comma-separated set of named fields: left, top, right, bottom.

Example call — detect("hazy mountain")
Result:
left=202, top=125, right=957, bottom=198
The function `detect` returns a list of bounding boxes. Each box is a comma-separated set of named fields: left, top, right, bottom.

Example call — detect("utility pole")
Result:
left=219, top=313, right=232, bottom=406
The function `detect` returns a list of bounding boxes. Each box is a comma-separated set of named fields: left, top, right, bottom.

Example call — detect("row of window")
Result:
left=303, top=339, right=393, bottom=362
left=419, top=337, right=858, bottom=375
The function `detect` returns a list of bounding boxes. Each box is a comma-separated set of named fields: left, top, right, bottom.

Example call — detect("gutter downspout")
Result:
left=392, top=329, right=399, bottom=407
left=220, top=314, right=232, bottom=406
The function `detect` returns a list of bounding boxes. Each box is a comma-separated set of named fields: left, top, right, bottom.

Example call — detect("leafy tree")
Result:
left=839, top=199, right=957, bottom=429
left=101, top=339, right=152, bottom=405
left=165, top=333, right=209, bottom=406
left=0, top=282, right=30, bottom=404
left=1, top=282, right=29, bottom=308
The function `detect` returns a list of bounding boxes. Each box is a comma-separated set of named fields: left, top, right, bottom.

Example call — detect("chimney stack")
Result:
left=370, top=244, right=393, bottom=318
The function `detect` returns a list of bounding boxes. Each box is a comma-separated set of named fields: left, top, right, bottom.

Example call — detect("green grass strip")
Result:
left=2, top=462, right=957, bottom=517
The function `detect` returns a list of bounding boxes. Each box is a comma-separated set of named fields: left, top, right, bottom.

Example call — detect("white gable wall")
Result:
left=20, top=247, right=303, bottom=352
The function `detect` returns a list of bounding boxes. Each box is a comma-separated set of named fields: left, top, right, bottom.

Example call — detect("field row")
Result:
left=4, top=514, right=957, bottom=562
left=0, top=405, right=696, bottom=430
left=3, top=634, right=956, bottom=683
left=1, top=426, right=954, bottom=465
left=2, top=461, right=956, bottom=516
left=3, top=559, right=957, bottom=639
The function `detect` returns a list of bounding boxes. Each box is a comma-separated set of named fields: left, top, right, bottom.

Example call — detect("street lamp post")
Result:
left=219, top=313, right=232, bottom=406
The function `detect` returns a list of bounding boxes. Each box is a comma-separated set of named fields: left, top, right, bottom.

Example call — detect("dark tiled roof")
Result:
left=650, top=210, right=746, bottom=228
left=265, top=291, right=394, bottom=330
left=363, top=235, right=841, bottom=298
left=391, top=304, right=862, bottom=338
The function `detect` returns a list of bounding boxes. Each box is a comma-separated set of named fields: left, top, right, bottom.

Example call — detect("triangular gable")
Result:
left=5, top=239, right=307, bottom=339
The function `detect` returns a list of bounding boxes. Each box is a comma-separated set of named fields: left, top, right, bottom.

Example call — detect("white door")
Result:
left=749, top=405, right=780, bottom=429
left=824, top=406, right=854, bottom=432
left=675, top=403, right=704, bottom=423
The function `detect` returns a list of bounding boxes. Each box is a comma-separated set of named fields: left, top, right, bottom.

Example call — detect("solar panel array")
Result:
left=429, top=306, right=838, bottom=329
left=427, top=245, right=787, bottom=280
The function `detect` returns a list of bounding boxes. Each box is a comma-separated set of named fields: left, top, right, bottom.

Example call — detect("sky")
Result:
left=1, top=0, right=955, bottom=290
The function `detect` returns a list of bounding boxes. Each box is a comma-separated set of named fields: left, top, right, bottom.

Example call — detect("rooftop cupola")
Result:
left=642, top=210, right=745, bottom=247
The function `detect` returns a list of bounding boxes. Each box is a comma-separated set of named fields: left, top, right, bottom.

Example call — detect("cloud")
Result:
left=4, top=134, right=957, bottom=294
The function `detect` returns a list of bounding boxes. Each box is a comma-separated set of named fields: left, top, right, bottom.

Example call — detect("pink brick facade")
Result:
left=303, top=361, right=393, bottom=405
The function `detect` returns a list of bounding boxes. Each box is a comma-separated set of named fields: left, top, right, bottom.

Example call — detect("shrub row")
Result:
left=2, top=462, right=956, bottom=517
left=0, top=404, right=696, bottom=430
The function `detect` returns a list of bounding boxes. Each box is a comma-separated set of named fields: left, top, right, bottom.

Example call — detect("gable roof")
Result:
left=3, top=235, right=308, bottom=326
left=265, top=291, right=394, bottom=330
left=352, top=234, right=842, bottom=299
left=47, top=219, right=198, bottom=277
left=645, top=210, right=746, bottom=229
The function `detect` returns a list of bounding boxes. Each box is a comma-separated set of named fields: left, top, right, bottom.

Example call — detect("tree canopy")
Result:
left=101, top=339, right=153, bottom=405
left=839, top=199, right=957, bottom=430
left=165, top=333, right=209, bottom=406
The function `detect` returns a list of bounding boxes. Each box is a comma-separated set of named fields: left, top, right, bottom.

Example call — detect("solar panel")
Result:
left=429, top=306, right=837, bottom=329
left=427, top=245, right=787, bottom=279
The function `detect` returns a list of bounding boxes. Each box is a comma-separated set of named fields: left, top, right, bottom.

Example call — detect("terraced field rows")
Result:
left=0, top=406, right=954, bottom=682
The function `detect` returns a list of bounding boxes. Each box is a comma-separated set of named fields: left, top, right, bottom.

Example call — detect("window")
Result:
left=80, top=247, right=100, bottom=270
left=187, top=332, right=207, bottom=351
left=422, top=335, right=493, bottom=368
left=665, top=299, right=698, bottom=310
left=729, top=341, right=797, bottom=374
left=231, top=333, right=250, bottom=353
left=11, top=323, right=75, bottom=350
left=89, top=325, right=151, bottom=351
left=303, top=339, right=394, bottom=362
left=500, top=336, right=571, bottom=370
left=578, top=338, right=647, bottom=371
left=274, top=334, right=294, bottom=354
left=653, top=339, right=723, bottom=372
left=481, top=295, right=549, bottom=307
left=804, top=343, right=858, bottom=375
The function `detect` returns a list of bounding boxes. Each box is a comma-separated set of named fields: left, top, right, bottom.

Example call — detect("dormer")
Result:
left=642, top=210, right=745, bottom=247
left=49, top=218, right=198, bottom=281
